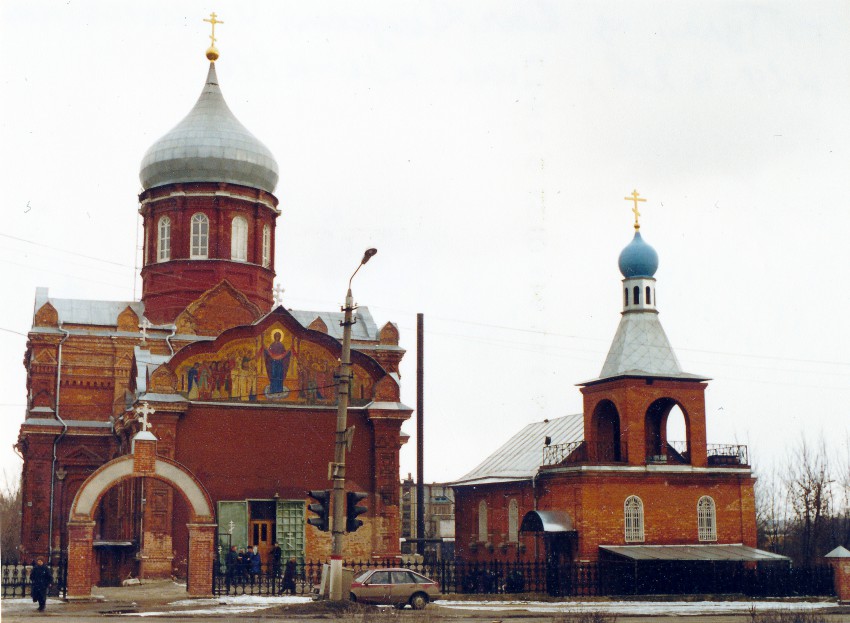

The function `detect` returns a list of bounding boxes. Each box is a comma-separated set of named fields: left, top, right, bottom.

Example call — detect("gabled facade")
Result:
left=451, top=219, right=758, bottom=568
left=16, top=46, right=410, bottom=585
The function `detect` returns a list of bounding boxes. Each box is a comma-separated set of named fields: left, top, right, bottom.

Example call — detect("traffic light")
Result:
left=307, top=489, right=330, bottom=532
left=346, top=491, right=368, bottom=533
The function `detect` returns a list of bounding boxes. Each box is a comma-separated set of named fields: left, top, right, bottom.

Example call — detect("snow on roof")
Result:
left=450, top=413, right=584, bottom=486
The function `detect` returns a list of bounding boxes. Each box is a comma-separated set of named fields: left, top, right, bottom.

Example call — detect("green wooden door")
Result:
left=217, top=501, right=248, bottom=562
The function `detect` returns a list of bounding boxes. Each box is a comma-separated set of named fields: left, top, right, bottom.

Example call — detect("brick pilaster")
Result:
left=66, top=520, right=95, bottom=598
left=186, top=523, right=217, bottom=597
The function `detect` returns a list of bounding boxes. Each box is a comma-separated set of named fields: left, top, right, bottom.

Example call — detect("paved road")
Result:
left=3, top=581, right=848, bottom=622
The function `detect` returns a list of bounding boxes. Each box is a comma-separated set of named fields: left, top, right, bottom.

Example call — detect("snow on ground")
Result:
left=125, top=594, right=312, bottom=617
left=1, top=598, right=63, bottom=614
left=438, top=599, right=837, bottom=616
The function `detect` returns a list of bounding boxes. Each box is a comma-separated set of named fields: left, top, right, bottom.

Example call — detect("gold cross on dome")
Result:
left=134, top=401, right=155, bottom=432
left=624, top=189, right=647, bottom=230
left=204, top=12, right=223, bottom=48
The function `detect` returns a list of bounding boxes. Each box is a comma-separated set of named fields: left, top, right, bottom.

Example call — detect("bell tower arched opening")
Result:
left=592, top=399, right=622, bottom=462
left=645, top=398, right=690, bottom=464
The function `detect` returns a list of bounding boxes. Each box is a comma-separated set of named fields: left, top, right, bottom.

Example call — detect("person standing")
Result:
left=30, top=558, right=53, bottom=612
left=249, top=546, right=261, bottom=585
left=225, top=545, right=239, bottom=594
left=282, top=557, right=297, bottom=595
left=270, top=541, right=282, bottom=592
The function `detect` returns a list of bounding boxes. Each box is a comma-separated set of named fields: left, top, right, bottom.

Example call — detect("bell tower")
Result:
left=579, top=191, right=710, bottom=467
left=138, top=24, right=280, bottom=325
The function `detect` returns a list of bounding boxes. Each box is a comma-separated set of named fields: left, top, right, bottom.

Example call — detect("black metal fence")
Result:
left=211, top=557, right=834, bottom=598
left=1, top=559, right=67, bottom=600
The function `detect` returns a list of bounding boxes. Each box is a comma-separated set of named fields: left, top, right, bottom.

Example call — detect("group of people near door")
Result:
left=225, top=542, right=297, bottom=594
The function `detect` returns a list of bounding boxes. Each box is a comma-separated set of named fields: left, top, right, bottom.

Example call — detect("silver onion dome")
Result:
left=139, top=63, right=279, bottom=194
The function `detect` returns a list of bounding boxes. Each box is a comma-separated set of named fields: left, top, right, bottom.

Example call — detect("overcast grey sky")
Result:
left=1, top=1, right=849, bottom=489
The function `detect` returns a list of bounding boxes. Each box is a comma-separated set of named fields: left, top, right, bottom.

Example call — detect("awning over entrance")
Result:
left=600, top=544, right=790, bottom=562
left=520, top=510, right=575, bottom=533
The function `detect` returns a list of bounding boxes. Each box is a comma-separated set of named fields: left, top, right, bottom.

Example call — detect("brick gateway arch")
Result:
left=66, top=430, right=216, bottom=598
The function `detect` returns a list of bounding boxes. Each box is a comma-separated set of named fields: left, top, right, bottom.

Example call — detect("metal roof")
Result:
left=825, top=546, right=850, bottom=558
left=586, top=311, right=708, bottom=384
left=35, top=288, right=145, bottom=328
left=600, top=544, right=790, bottom=562
left=288, top=307, right=379, bottom=341
left=520, top=510, right=575, bottom=533
left=139, top=63, right=279, bottom=193
left=134, top=347, right=172, bottom=394
left=32, top=290, right=384, bottom=345
left=450, top=413, right=584, bottom=486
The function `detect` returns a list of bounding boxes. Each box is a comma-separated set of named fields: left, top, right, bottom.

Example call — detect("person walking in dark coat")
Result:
left=30, top=558, right=53, bottom=612
left=282, top=557, right=297, bottom=595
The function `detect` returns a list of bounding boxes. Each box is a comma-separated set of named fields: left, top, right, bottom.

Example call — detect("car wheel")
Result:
left=409, top=592, right=428, bottom=610
left=349, top=593, right=357, bottom=603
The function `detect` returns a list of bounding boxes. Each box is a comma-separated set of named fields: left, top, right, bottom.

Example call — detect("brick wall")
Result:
left=455, top=469, right=756, bottom=563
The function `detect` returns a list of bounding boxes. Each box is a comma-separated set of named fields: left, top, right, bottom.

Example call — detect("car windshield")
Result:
left=409, top=572, right=433, bottom=583
left=353, top=571, right=371, bottom=583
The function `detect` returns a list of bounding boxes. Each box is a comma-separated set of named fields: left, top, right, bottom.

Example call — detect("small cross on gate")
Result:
left=134, top=401, right=155, bottom=432
left=273, top=283, right=285, bottom=306
left=228, top=520, right=235, bottom=534
left=139, top=318, right=152, bottom=344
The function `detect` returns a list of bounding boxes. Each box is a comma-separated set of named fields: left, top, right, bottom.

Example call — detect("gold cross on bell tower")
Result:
left=624, top=189, right=646, bottom=230
left=204, top=12, right=223, bottom=62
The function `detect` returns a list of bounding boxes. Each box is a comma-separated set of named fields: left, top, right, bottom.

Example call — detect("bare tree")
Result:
left=0, top=471, right=22, bottom=563
left=755, top=462, right=788, bottom=554
left=784, top=437, right=833, bottom=566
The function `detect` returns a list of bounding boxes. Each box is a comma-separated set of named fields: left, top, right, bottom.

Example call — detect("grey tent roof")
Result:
left=450, top=413, right=584, bottom=486
left=583, top=311, right=708, bottom=384
left=600, top=544, right=790, bottom=562
left=825, top=546, right=850, bottom=558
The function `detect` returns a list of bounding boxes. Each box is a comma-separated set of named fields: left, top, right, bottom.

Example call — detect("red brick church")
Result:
left=16, top=43, right=410, bottom=586
left=451, top=201, right=778, bottom=584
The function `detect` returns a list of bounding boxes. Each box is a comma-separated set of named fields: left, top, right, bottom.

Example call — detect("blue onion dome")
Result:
left=139, top=63, right=279, bottom=194
left=618, top=231, right=659, bottom=278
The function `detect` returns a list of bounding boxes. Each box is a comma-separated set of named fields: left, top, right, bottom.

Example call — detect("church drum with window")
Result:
left=16, top=42, right=411, bottom=586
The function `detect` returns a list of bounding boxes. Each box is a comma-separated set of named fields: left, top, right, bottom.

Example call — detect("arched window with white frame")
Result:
left=157, top=216, right=171, bottom=262
left=231, top=216, right=248, bottom=262
left=697, top=496, right=717, bottom=541
left=508, top=499, right=519, bottom=543
left=624, top=495, right=645, bottom=543
left=478, top=500, right=488, bottom=543
left=262, top=224, right=271, bottom=268
left=190, top=213, right=209, bottom=259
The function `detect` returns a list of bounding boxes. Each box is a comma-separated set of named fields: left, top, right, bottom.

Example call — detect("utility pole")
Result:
left=328, top=248, right=377, bottom=601
left=416, top=313, right=425, bottom=555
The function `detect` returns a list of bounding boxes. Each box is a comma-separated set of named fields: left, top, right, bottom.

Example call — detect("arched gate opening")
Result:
left=66, top=430, right=216, bottom=598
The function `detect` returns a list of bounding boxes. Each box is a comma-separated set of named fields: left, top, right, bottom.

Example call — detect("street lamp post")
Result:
left=329, top=248, right=377, bottom=601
